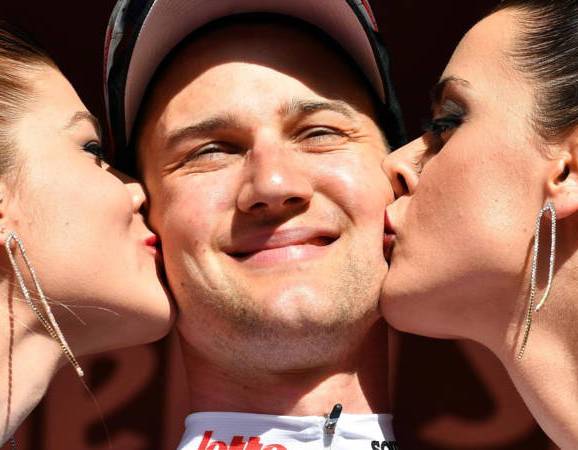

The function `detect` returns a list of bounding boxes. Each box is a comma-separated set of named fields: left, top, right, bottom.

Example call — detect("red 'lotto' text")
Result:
left=198, top=431, right=288, bottom=450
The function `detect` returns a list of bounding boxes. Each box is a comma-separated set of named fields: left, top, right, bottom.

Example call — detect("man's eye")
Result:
left=197, top=143, right=226, bottom=157
left=299, top=127, right=347, bottom=145
left=184, top=142, right=241, bottom=163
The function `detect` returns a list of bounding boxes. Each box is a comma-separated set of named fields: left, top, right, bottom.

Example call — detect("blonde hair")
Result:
left=0, top=21, right=56, bottom=175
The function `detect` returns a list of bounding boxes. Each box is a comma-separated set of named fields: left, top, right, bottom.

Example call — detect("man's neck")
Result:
left=179, top=320, right=391, bottom=416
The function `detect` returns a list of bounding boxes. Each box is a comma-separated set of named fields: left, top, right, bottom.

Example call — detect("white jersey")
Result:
left=176, top=411, right=399, bottom=450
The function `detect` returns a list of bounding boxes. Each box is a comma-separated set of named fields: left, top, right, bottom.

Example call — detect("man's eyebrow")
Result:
left=430, top=76, right=471, bottom=105
left=166, top=114, right=243, bottom=149
left=64, top=111, right=101, bottom=136
left=279, top=99, right=357, bottom=120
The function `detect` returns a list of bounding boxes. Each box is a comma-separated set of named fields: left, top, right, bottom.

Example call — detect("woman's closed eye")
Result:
left=423, top=113, right=464, bottom=151
left=423, top=96, right=467, bottom=152
left=83, top=141, right=106, bottom=165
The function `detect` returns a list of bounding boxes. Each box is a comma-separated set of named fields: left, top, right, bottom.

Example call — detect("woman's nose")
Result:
left=125, top=179, right=148, bottom=214
left=382, top=137, right=429, bottom=198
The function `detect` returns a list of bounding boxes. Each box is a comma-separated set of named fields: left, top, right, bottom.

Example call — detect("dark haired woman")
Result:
left=0, top=23, right=174, bottom=444
left=383, top=1, right=578, bottom=448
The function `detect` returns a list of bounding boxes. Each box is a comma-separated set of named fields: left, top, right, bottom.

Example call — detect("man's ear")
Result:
left=547, top=138, right=578, bottom=219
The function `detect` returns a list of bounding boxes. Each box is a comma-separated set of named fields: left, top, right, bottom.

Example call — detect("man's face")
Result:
left=139, top=21, right=393, bottom=369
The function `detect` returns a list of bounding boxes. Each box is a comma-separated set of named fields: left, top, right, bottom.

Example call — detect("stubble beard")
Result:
left=182, top=252, right=384, bottom=373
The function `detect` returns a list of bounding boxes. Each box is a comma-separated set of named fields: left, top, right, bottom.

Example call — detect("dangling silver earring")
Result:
left=517, top=201, right=557, bottom=360
left=4, top=231, right=84, bottom=377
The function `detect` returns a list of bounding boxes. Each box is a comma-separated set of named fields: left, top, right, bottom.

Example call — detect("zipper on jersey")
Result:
left=323, top=403, right=342, bottom=449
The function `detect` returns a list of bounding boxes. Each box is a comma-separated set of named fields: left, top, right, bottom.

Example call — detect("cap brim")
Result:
left=121, top=0, right=385, bottom=140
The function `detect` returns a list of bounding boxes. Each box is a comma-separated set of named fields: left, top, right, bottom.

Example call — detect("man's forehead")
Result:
left=141, top=20, right=378, bottom=131
left=160, top=97, right=363, bottom=146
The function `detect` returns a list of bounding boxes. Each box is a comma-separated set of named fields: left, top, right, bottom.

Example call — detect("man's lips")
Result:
left=225, top=227, right=339, bottom=264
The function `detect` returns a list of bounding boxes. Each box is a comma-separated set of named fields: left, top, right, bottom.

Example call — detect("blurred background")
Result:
left=0, top=1, right=559, bottom=449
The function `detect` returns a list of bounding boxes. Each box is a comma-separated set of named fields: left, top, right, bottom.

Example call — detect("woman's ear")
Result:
left=0, top=181, right=17, bottom=246
left=547, top=142, right=578, bottom=219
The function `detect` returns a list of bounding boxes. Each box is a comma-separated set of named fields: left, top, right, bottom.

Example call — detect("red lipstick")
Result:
left=144, top=235, right=162, bottom=258
left=145, top=235, right=158, bottom=248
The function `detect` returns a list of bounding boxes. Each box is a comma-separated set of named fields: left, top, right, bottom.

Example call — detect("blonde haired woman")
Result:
left=0, top=22, right=173, bottom=445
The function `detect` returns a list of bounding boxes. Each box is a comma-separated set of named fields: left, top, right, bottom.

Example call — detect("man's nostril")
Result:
left=284, top=197, right=303, bottom=206
left=249, top=201, right=267, bottom=211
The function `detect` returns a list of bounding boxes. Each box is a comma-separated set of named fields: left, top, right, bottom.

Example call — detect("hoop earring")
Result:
left=4, top=231, right=84, bottom=377
left=517, top=201, right=557, bottom=360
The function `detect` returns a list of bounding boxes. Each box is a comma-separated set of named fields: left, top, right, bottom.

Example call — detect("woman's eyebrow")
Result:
left=430, top=76, right=471, bottom=105
left=63, top=111, right=102, bottom=137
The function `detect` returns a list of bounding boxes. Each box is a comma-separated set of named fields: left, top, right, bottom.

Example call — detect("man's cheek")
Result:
left=335, top=165, right=389, bottom=215
left=165, top=210, right=207, bottom=244
left=359, top=160, right=392, bottom=212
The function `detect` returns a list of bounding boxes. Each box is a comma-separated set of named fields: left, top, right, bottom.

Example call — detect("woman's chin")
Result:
left=380, top=292, right=456, bottom=339
left=78, top=297, right=176, bottom=355
left=131, top=299, right=177, bottom=346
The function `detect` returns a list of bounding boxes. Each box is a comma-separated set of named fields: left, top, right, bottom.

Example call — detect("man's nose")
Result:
left=237, top=146, right=313, bottom=217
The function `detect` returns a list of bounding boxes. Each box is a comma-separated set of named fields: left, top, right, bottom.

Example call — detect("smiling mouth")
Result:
left=229, top=236, right=337, bottom=260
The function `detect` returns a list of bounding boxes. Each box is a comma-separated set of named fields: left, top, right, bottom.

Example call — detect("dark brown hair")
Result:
left=495, top=0, right=578, bottom=142
left=0, top=21, right=56, bottom=175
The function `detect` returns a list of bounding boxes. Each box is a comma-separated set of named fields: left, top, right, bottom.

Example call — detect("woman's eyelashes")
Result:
left=424, top=97, right=467, bottom=149
left=424, top=113, right=464, bottom=136
left=423, top=110, right=465, bottom=152
left=83, top=140, right=106, bottom=164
